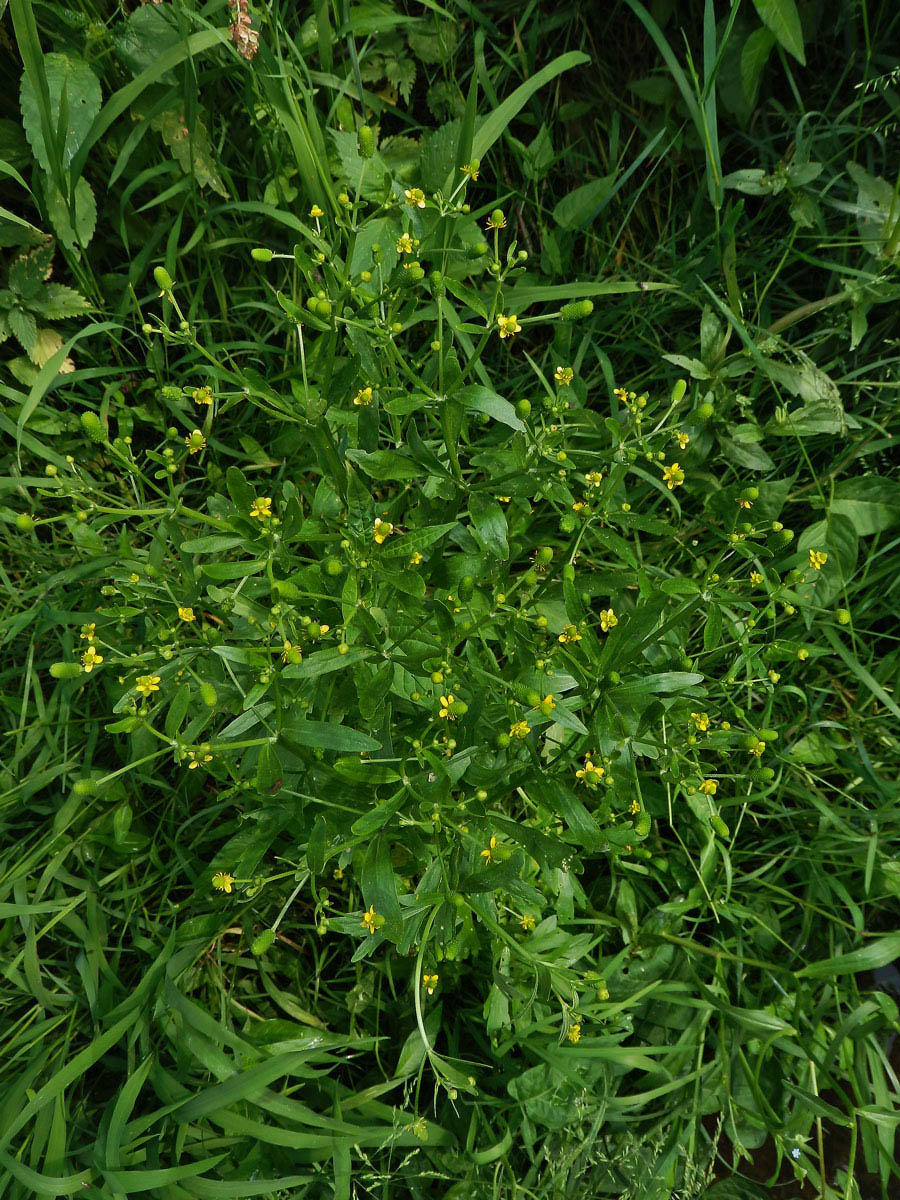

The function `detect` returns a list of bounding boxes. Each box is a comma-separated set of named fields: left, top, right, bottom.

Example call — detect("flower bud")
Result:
left=251, top=247, right=274, bottom=262
left=153, top=266, right=173, bottom=290
left=560, top=299, right=594, bottom=321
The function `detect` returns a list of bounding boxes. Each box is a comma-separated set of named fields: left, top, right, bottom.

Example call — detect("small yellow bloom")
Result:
left=736, top=496, right=752, bottom=510
left=185, top=429, right=206, bottom=455
left=768, top=669, right=781, bottom=684
left=509, top=719, right=530, bottom=739
left=567, top=1023, right=582, bottom=1044
left=81, top=645, right=103, bottom=673
left=438, top=694, right=456, bottom=719
left=747, top=739, right=765, bottom=757
left=599, top=608, right=617, bottom=632
left=558, top=623, right=582, bottom=644
left=409, top=551, right=423, bottom=565
left=353, top=386, right=373, bottom=407
left=497, top=496, right=511, bottom=503
left=309, top=204, right=324, bottom=218
left=423, top=972, right=439, bottom=994
left=808, top=549, right=828, bottom=571
left=520, top=913, right=536, bottom=932
left=135, top=674, right=161, bottom=697
left=674, top=431, right=690, bottom=449
left=80, top=622, right=96, bottom=643
left=333, top=867, right=343, bottom=880
left=798, top=648, right=809, bottom=661
left=555, top=366, right=574, bottom=387
left=193, top=386, right=213, bottom=405
left=630, top=797, right=641, bottom=816
left=698, top=778, right=718, bottom=795
left=250, top=496, right=272, bottom=521
left=485, top=210, right=506, bottom=230
left=497, top=314, right=521, bottom=339
left=537, top=694, right=555, bottom=713
left=404, top=188, right=426, bottom=209
left=129, top=573, right=140, bottom=584
left=361, top=903, right=379, bottom=934
left=178, top=606, right=195, bottom=622
left=613, top=387, right=633, bottom=404
left=281, top=640, right=299, bottom=664
left=373, top=517, right=394, bottom=544
left=690, top=712, right=710, bottom=732
left=396, top=232, right=414, bottom=254
left=575, top=755, right=604, bottom=785
left=586, top=471, right=604, bottom=487
left=480, top=835, right=498, bottom=863
left=662, top=462, right=685, bottom=490
left=572, top=501, right=587, bottom=514
left=187, top=749, right=213, bottom=770
left=212, top=872, right=235, bottom=893
left=750, top=571, right=763, bottom=585
left=460, top=162, right=479, bottom=181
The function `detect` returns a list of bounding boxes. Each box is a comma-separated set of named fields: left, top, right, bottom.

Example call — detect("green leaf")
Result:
left=797, top=932, right=900, bottom=978
left=20, top=53, right=102, bottom=173
left=740, top=26, right=775, bottom=108
left=380, top=522, right=457, bottom=559
left=345, top=449, right=426, bottom=481
left=351, top=789, right=406, bottom=837
left=44, top=176, right=97, bottom=250
left=282, top=646, right=373, bottom=679
left=7, top=306, right=36, bottom=357
left=525, top=774, right=603, bottom=851
left=280, top=717, right=381, bottom=753
left=468, top=493, right=508, bottom=560
left=150, top=107, right=228, bottom=197
left=29, top=282, right=91, bottom=319
left=552, top=176, right=616, bottom=231
left=201, top=560, right=268, bottom=580
left=361, top=835, right=402, bottom=939
left=752, top=0, right=805, bottom=64
left=828, top=476, right=900, bottom=536
left=457, top=384, right=524, bottom=431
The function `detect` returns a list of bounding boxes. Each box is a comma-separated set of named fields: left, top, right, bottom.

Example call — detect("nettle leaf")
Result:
left=44, top=177, right=97, bottom=250
left=20, top=53, right=102, bottom=173
left=7, top=306, right=37, bottom=358
left=114, top=3, right=182, bottom=83
left=150, top=109, right=228, bottom=197
left=29, top=282, right=91, bottom=319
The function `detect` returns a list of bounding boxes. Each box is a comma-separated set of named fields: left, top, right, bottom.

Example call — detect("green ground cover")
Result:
left=2, top=0, right=900, bottom=1195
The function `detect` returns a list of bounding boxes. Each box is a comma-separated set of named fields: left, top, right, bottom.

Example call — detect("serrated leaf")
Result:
left=7, top=306, right=37, bottom=357
left=29, top=282, right=91, bottom=319
left=20, top=53, right=102, bottom=173
left=150, top=108, right=228, bottom=197
left=44, top=176, right=97, bottom=250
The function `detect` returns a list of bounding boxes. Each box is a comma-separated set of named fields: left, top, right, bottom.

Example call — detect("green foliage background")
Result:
left=1, top=0, right=900, bottom=1196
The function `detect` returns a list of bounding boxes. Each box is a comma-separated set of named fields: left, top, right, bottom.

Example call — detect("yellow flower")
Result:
left=567, top=1023, right=582, bottom=1044
left=135, top=674, right=161, bottom=697
left=485, top=210, right=506, bottom=230
left=736, top=496, right=752, bottom=510
left=537, top=694, right=555, bottom=713
left=497, top=496, right=511, bottom=503
left=404, top=188, right=426, bottom=209
left=212, top=872, right=235, bottom=893
left=281, top=640, right=299, bottom=664
left=80, top=622, right=96, bottom=643
left=586, top=471, right=604, bottom=487
left=309, top=204, right=324, bottom=218
left=613, top=387, right=632, bottom=403
left=768, top=669, right=781, bottom=683
left=750, top=571, right=763, bottom=585
left=423, top=972, right=439, bottom=994
left=808, top=549, right=828, bottom=571
left=662, top=462, right=685, bottom=490
left=674, top=431, right=690, bottom=449
left=373, top=517, right=394, bottom=544
left=558, top=624, right=582, bottom=645
left=185, top=429, right=206, bottom=455
left=599, top=608, right=617, bottom=632
left=497, top=314, right=521, bottom=339
left=361, top=903, right=379, bottom=934
left=460, top=162, right=479, bottom=181
left=698, top=778, right=717, bottom=795
left=333, top=867, right=343, bottom=880
left=409, top=551, right=423, bottom=565
left=575, top=755, right=604, bottom=785
left=798, top=648, right=809, bottom=661
left=250, top=496, right=272, bottom=521
left=520, top=913, right=535, bottom=931
left=187, top=749, right=212, bottom=769
left=438, top=694, right=456, bottom=719
left=690, top=712, right=710, bottom=732
left=353, top=386, right=373, bottom=407
left=630, top=797, right=641, bottom=816
left=178, top=606, right=195, bottom=622
left=747, top=739, right=765, bottom=757
left=81, top=645, right=103, bottom=673
left=509, top=719, right=530, bottom=739
left=480, top=835, right=498, bottom=863
left=396, top=232, right=414, bottom=254
left=554, top=366, right=574, bottom=387
left=193, top=386, right=213, bottom=405
left=572, top=502, right=587, bottom=514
